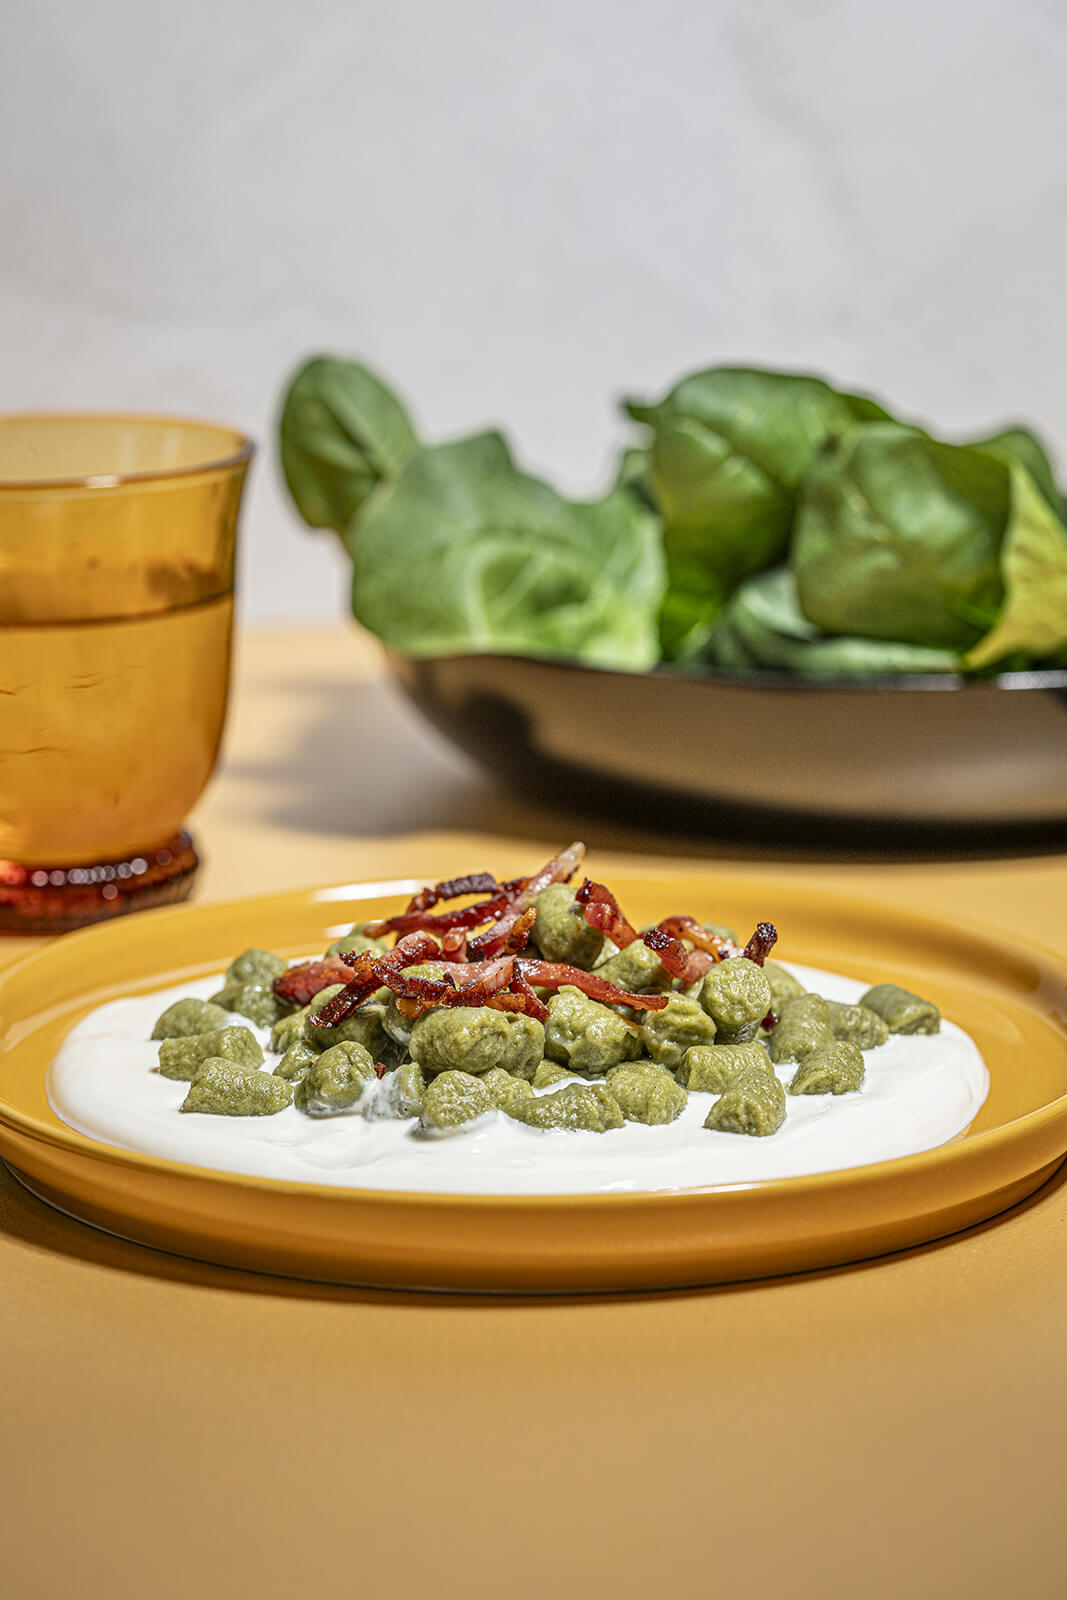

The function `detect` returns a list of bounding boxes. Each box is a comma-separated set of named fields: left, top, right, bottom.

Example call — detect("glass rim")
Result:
left=0, top=410, right=255, bottom=491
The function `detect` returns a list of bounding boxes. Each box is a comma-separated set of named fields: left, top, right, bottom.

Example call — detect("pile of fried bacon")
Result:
left=272, top=843, right=777, bottom=1031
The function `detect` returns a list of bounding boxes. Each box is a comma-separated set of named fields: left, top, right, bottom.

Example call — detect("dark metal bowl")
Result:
left=387, top=651, right=1067, bottom=840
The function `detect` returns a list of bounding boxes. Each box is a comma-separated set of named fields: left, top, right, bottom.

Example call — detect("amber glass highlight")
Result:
left=0, top=415, right=253, bottom=930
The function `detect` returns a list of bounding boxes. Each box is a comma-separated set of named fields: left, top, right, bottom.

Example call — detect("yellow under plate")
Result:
left=1, top=865, right=1066, bottom=1292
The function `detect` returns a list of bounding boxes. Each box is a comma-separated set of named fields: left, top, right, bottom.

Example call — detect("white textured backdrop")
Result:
left=3, top=0, right=1065, bottom=621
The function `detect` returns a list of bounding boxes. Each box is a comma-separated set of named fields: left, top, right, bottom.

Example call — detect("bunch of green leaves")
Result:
left=278, top=355, right=1067, bottom=679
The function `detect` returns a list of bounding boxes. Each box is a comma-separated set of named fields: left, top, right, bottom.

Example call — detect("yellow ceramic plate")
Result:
left=1, top=867, right=1066, bottom=1292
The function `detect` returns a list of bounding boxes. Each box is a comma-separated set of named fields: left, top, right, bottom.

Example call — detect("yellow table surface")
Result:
left=2, top=627, right=1065, bottom=1599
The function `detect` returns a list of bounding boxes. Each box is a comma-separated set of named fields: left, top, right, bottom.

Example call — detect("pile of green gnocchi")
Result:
left=148, top=884, right=940, bottom=1141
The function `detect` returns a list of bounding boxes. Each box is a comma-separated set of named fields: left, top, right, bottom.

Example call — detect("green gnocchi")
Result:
left=144, top=858, right=946, bottom=1154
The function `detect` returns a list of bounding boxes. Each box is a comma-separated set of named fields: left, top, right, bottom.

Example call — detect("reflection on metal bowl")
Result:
left=387, top=651, right=1067, bottom=838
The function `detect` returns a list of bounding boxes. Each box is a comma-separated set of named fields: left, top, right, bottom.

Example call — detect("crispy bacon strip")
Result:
left=743, top=922, right=778, bottom=966
left=504, top=964, right=550, bottom=1023
left=395, top=984, right=548, bottom=1022
left=515, top=959, right=669, bottom=1011
left=680, top=950, right=715, bottom=984
left=527, top=841, right=587, bottom=895
left=363, top=886, right=522, bottom=939
left=272, top=957, right=357, bottom=1007
left=440, top=927, right=469, bottom=961
left=500, top=905, right=537, bottom=956
left=574, top=879, right=638, bottom=947
left=378, top=958, right=507, bottom=987
left=641, top=917, right=733, bottom=984
left=468, top=842, right=586, bottom=958
left=309, top=931, right=443, bottom=1028
left=640, top=925, right=690, bottom=979
left=465, top=890, right=530, bottom=957
left=386, top=956, right=513, bottom=1003
left=401, top=871, right=501, bottom=917
left=483, top=990, right=549, bottom=1020
left=654, top=915, right=742, bottom=961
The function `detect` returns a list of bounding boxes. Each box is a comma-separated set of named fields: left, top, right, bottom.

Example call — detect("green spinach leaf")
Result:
left=279, top=356, right=419, bottom=533
left=348, top=433, right=665, bottom=671
left=968, top=426, right=1062, bottom=517
left=625, top=367, right=892, bottom=661
left=966, top=463, right=1067, bottom=670
left=708, top=567, right=960, bottom=678
left=792, top=424, right=1010, bottom=650
left=612, top=445, right=657, bottom=509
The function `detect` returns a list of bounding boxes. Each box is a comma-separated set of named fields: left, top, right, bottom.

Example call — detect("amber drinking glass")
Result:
left=0, top=415, right=253, bottom=933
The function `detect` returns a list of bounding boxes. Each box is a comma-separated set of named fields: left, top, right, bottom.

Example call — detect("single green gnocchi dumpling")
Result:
left=703, top=1066, right=786, bottom=1137
left=408, top=1006, right=544, bottom=1080
left=208, top=980, right=285, bottom=1030
left=273, top=1039, right=319, bottom=1083
left=677, top=1040, right=773, bottom=1093
left=826, top=1000, right=889, bottom=1051
left=365, top=1062, right=426, bottom=1121
left=767, top=994, right=834, bottom=1065
left=640, top=993, right=717, bottom=1069
left=594, top=941, right=673, bottom=994
left=530, top=883, right=605, bottom=969
left=181, top=1059, right=292, bottom=1117
left=325, top=924, right=390, bottom=960
left=859, top=984, right=940, bottom=1035
left=271, top=1005, right=312, bottom=1055
left=532, top=1059, right=579, bottom=1090
left=515, top=1082, right=625, bottom=1134
left=157, top=1024, right=263, bottom=1081
left=225, top=947, right=287, bottom=986
left=481, top=1067, right=535, bottom=1116
left=418, top=1070, right=494, bottom=1133
left=763, top=960, right=807, bottom=1011
left=604, top=1058, right=675, bottom=1079
left=699, top=958, right=773, bottom=1043
left=545, top=986, right=641, bottom=1075
left=151, top=997, right=228, bottom=1040
left=608, top=1064, right=687, bottom=1125
left=788, top=1040, right=865, bottom=1096
left=294, top=1041, right=376, bottom=1117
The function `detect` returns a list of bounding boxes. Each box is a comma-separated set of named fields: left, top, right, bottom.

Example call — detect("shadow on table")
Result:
left=223, top=668, right=1067, bottom=865
left=4, top=1155, right=1065, bottom=1310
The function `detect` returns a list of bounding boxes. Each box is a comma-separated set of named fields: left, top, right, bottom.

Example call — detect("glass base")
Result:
left=0, top=832, right=199, bottom=935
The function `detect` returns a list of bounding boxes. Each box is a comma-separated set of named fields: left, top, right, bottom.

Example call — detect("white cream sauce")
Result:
left=47, top=963, right=989, bottom=1195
